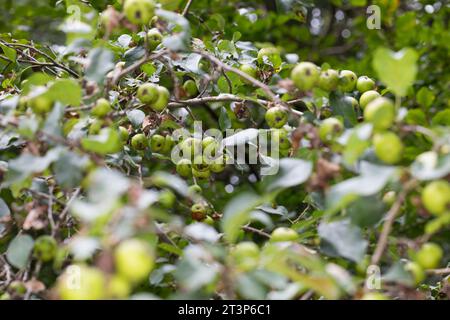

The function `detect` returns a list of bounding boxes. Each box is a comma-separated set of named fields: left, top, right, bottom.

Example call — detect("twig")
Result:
left=181, top=0, right=194, bottom=16
left=426, top=268, right=450, bottom=275
left=242, top=225, right=271, bottom=238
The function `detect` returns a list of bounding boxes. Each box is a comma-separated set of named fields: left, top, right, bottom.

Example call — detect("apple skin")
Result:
left=176, top=159, right=192, bottom=178
left=343, top=96, right=359, bottom=109
left=114, top=239, right=154, bottom=284
left=421, top=180, right=450, bottom=215
left=291, top=62, right=320, bottom=91
left=339, top=70, right=357, bottom=92
left=239, top=64, right=258, bottom=84
left=33, top=235, right=57, bottom=262
left=359, top=90, right=381, bottom=109
left=91, top=98, right=112, bottom=118
left=265, top=106, right=288, bottom=129
left=270, top=227, right=299, bottom=242
left=356, top=76, right=375, bottom=93
left=317, top=69, right=339, bottom=91
left=191, top=203, right=207, bottom=221
left=107, top=275, right=131, bottom=299
left=231, top=242, right=260, bottom=271
left=183, top=79, right=198, bottom=98
left=319, top=117, right=343, bottom=142
left=131, top=133, right=148, bottom=151
left=360, top=292, right=389, bottom=300
left=364, top=97, right=395, bottom=130
left=118, top=126, right=129, bottom=142
left=416, top=242, right=443, bottom=269
left=405, top=261, right=425, bottom=285
left=123, top=0, right=155, bottom=26
left=150, top=134, right=165, bottom=152
left=257, top=47, right=281, bottom=68
left=137, top=83, right=159, bottom=104
left=209, top=156, right=226, bottom=173
left=271, top=128, right=291, bottom=149
left=151, top=86, right=170, bottom=112
left=373, top=131, right=404, bottom=164
left=29, top=95, right=53, bottom=114
left=57, top=264, right=106, bottom=300
left=147, top=28, right=163, bottom=51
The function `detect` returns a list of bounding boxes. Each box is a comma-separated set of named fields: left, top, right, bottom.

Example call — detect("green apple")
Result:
left=158, top=189, right=176, bottom=208
left=209, top=156, right=226, bottom=173
left=150, top=134, right=165, bottom=152
left=291, top=62, right=320, bottom=91
left=131, top=133, right=148, bottom=150
left=421, top=180, right=450, bottom=215
left=416, top=242, right=443, bottom=269
left=382, top=191, right=396, bottom=206
left=359, top=90, right=380, bottom=109
left=33, top=235, right=57, bottom=262
left=343, top=96, right=359, bottom=109
left=91, top=98, right=112, bottom=118
left=373, top=132, right=403, bottom=164
left=58, top=264, right=106, bottom=300
left=265, top=106, right=288, bottom=128
left=114, top=239, right=154, bottom=283
left=160, top=134, right=174, bottom=154
left=188, top=184, right=202, bottom=198
left=257, top=47, right=281, bottom=68
left=88, top=119, right=103, bottom=135
left=319, top=117, right=343, bottom=142
left=239, top=64, right=257, bottom=83
left=361, top=292, right=389, bottom=300
left=270, top=227, right=299, bottom=242
left=107, top=275, right=131, bottom=299
left=147, top=28, right=162, bottom=51
left=151, top=86, right=170, bottom=111
left=183, top=79, right=198, bottom=98
left=231, top=242, right=260, bottom=271
left=364, top=97, right=395, bottom=130
left=191, top=202, right=207, bottom=221
left=317, top=69, right=339, bottom=91
left=339, top=70, right=357, bottom=92
left=405, top=261, right=425, bottom=285
left=118, top=126, right=129, bottom=142
left=123, top=0, right=155, bottom=25
left=176, top=159, right=192, bottom=178
left=137, top=82, right=158, bottom=104
left=271, top=128, right=291, bottom=149
left=29, top=94, right=53, bottom=114
left=356, top=76, right=375, bottom=93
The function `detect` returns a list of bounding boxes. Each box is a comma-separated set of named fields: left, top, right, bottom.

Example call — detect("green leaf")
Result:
left=81, top=128, right=123, bottom=155
left=6, top=234, right=34, bottom=269
left=416, top=87, right=435, bottom=109
left=46, top=79, right=82, bottom=106
left=53, top=150, right=89, bottom=189
left=85, top=48, right=115, bottom=84
left=266, top=158, right=313, bottom=191
left=0, top=43, right=17, bottom=62
left=410, top=152, right=450, bottom=181
left=329, top=93, right=357, bottom=127
left=372, top=47, right=418, bottom=97
left=341, top=124, right=372, bottom=165
left=155, top=9, right=191, bottom=51
left=347, top=196, right=386, bottom=227
left=219, top=106, right=231, bottom=130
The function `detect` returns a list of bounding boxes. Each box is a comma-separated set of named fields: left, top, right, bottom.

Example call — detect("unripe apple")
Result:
left=231, top=241, right=260, bottom=271
left=107, top=275, right=131, bottom=299
left=191, top=203, right=207, bottom=221
left=123, top=0, right=155, bottom=25
left=180, top=137, right=202, bottom=159
left=339, top=70, right=357, bottom=92
left=158, top=189, right=176, bottom=208
left=33, top=235, right=57, bottom=262
left=118, top=126, right=129, bottom=142
left=291, top=62, right=320, bottom=91
left=361, top=292, right=389, bottom=300
left=270, top=227, right=299, bottom=242
left=137, top=83, right=158, bottom=104
left=131, top=133, right=148, bottom=150
left=319, top=117, right=343, bottom=142
left=364, top=97, right=395, bottom=130
left=239, top=64, right=257, bottom=83
left=343, top=96, right=359, bottom=109
left=382, top=191, right=396, bottom=206
left=57, top=264, right=106, bottom=300
left=188, top=184, right=202, bottom=197
left=160, top=135, right=174, bottom=154
left=182, top=79, right=198, bottom=98
left=405, top=261, right=425, bottom=285
left=271, top=128, right=291, bottom=149
left=265, top=106, right=288, bottom=128
left=88, top=119, right=103, bottom=135
left=192, top=156, right=211, bottom=179
left=150, top=134, right=165, bottom=152
left=257, top=47, right=281, bottom=68
left=421, top=180, right=450, bottom=215
left=151, top=86, right=170, bottom=112
left=373, top=132, right=403, bottom=164
left=28, top=95, right=53, bottom=114
left=356, top=76, right=376, bottom=93
left=416, top=242, right=443, bottom=269
left=114, top=239, right=154, bottom=284
left=147, top=28, right=163, bottom=51
left=317, top=69, right=339, bottom=91
left=209, top=156, right=226, bottom=173
left=176, top=159, right=192, bottom=178
left=91, top=98, right=112, bottom=118
left=359, top=90, right=380, bottom=109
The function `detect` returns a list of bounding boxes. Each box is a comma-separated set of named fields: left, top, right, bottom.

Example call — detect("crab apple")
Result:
left=265, top=106, right=288, bottom=128
left=364, top=97, right=395, bottom=130
left=150, top=134, right=165, bottom=152
left=416, top=243, right=443, bottom=269
left=123, top=0, right=155, bottom=26
left=188, top=184, right=202, bottom=197
left=257, top=47, right=281, bottom=68
left=131, top=133, right=148, bottom=150
left=191, top=203, right=207, bottom=221
left=202, top=136, right=219, bottom=151
left=343, top=96, right=359, bottom=109
left=29, top=94, right=53, bottom=114
left=88, top=119, right=103, bottom=135
left=151, top=86, right=170, bottom=111
left=239, top=64, right=257, bottom=83
left=359, top=90, right=380, bottom=109
left=137, top=82, right=158, bottom=104
left=373, top=132, right=403, bottom=164
left=209, top=156, right=227, bottom=173
left=33, top=235, right=57, bottom=262
left=118, top=126, right=129, bottom=142
left=107, top=275, right=131, bottom=299
left=180, top=137, right=202, bottom=159
left=405, top=261, right=425, bottom=285
left=192, top=157, right=211, bottom=179
left=158, top=189, right=176, bottom=208
left=160, top=135, right=174, bottom=154
left=317, top=69, right=339, bottom=91
left=421, top=180, right=450, bottom=215
left=271, top=128, right=291, bottom=149
left=291, top=62, right=320, bottom=91
left=356, top=76, right=376, bottom=93
left=147, top=28, right=163, bottom=51
left=114, top=239, right=154, bottom=284
left=183, top=79, right=198, bottom=98
left=57, top=265, right=106, bottom=300
left=382, top=191, right=396, bottom=206
left=361, top=292, right=389, bottom=300
left=270, top=227, right=299, bottom=242
left=231, top=242, right=260, bottom=271
left=339, top=70, right=357, bottom=92
left=176, top=159, right=192, bottom=178
left=91, top=98, right=112, bottom=118
left=319, top=117, right=344, bottom=142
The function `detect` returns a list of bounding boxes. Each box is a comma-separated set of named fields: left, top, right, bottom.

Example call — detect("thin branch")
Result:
left=181, top=0, right=194, bottom=16
left=242, top=225, right=271, bottom=238
left=426, top=268, right=450, bottom=275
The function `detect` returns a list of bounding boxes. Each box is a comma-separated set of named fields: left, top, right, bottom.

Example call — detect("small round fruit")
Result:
left=239, top=64, right=257, bottom=83
left=339, top=70, right=357, bottom=92
left=291, top=62, right=320, bottom=91
left=151, top=86, right=170, bottom=111
left=416, top=243, right=443, bottom=269
left=373, top=132, right=403, bottom=164
left=317, top=69, right=339, bottom=91
left=265, top=106, right=288, bottom=128
left=382, top=191, right=396, bottom=206
left=405, top=261, right=425, bottom=285
left=180, top=137, right=202, bottom=158
left=188, top=184, right=202, bottom=197
left=192, top=157, right=211, bottom=179
left=88, top=119, right=103, bottom=135
left=356, top=76, right=376, bottom=93
left=364, top=97, right=395, bottom=130
left=343, top=96, right=359, bottom=109
left=114, top=239, right=154, bottom=284
left=137, top=83, right=158, bottom=104
left=421, top=180, right=450, bottom=216
left=107, top=275, right=131, bottom=299
left=160, top=135, right=174, bottom=154
left=209, top=156, right=226, bottom=173
left=183, top=79, right=198, bottom=98
left=176, top=159, right=192, bottom=178
left=29, top=95, right=53, bottom=114
left=359, top=90, right=380, bottom=109
left=33, top=235, right=57, bottom=262
left=231, top=242, right=260, bottom=271
left=319, top=117, right=343, bottom=142
left=91, top=98, right=112, bottom=118
left=57, top=265, right=106, bottom=300
left=271, top=128, right=291, bottom=149
left=150, top=134, right=165, bottom=152
left=123, top=0, right=155, bottom=26
left=131, top=133, right=148, bottom=150
left=202, top=136, right=219, bottom=151
left=158, top=189, right=176, bottom=208
left=257, top=47, right=281, bottom=68
left=191, top=203, right=207, bottom=221
left=118, top=126, right=129, bottom=142
left=361, top=292, right=389, bottom=300
left=147, top=28, right=162, bottom=51
left=270, top=227, right=299, bottom=242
